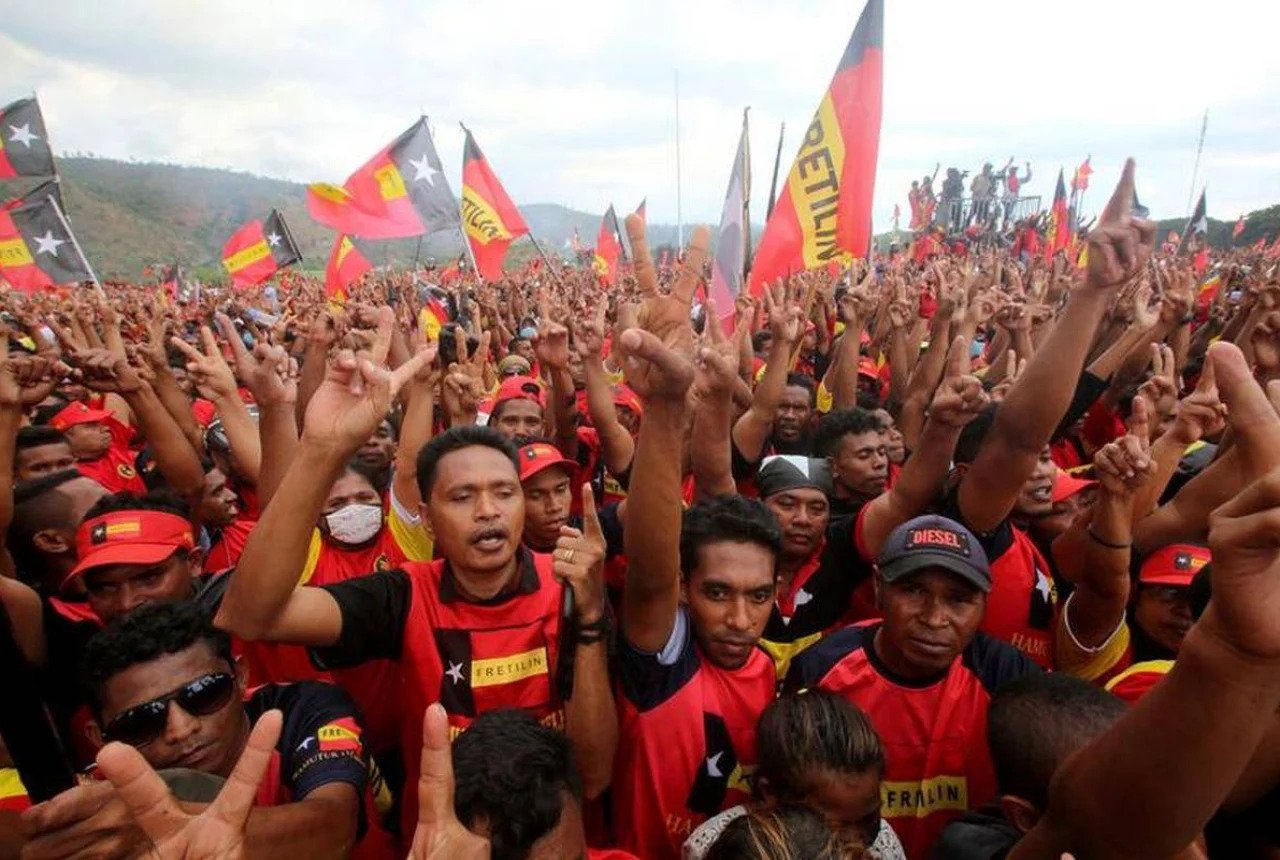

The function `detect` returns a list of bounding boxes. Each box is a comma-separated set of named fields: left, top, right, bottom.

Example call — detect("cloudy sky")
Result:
left=3, top=0, right=1278, bottom=229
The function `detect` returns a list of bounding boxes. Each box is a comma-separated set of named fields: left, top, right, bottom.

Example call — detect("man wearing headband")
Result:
left=21, top=602, right=393, bottom=859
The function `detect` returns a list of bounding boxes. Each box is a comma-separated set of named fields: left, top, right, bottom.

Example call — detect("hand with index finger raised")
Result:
left=1084, top=159, right=1156, bottom=291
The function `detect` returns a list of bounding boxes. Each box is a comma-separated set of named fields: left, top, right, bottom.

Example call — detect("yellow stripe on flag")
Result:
left=374, top=164, right=407, bottom=202
left=786, top=92, right=847, bottom=270
left=461, top=187, right=514, bottom=245
left=309, top=183, right=350, bottom=204
left=0, top=238, right=33, bottom=268
left=223, top=241, right=270, bottom=274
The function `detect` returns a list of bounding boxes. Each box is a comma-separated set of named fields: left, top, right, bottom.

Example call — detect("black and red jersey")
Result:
left=245, top=681, right=396, bottom=859
left=940, top=493, right=1057, bottom=668
left=785, top=622, right=1040, bottom=859
left=311, top=549, right=566, bottom=838
left=761, top=509, right=876, bottom=677
left=613, top=610, right=776, bottom=860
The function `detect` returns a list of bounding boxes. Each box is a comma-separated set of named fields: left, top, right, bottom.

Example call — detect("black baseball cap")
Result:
left=877, top=514, right=991, bottom=592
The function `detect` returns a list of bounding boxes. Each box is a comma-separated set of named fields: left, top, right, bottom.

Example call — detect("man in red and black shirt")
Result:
left=785, top=514, right=1041, bottom=859
left=21, top=601, right=395, bottom=859
left=48, top=400, right=147, bottom=495
left=214, top=340, right=616, bottom=840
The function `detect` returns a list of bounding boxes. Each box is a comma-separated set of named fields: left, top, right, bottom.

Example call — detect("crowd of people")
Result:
left=0, top=160, right=1277, bottom=859
left=907, top=158, right=1034, bottom=235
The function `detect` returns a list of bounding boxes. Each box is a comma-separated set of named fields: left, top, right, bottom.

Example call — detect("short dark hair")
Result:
left=341, top=457, right=385, bottom=493
left=813, top=408, right=884, bottom=458
left=81, top=601, right=232, bottom=715
left=679, top=496, right=782, bottom=580
left=783, top=373, right=816, bottom=405
left=416, top=425, right=519, bottom=500
left=9, top=469, right=86, bottom=580
left=705, top=803, right=855, bottom=860
left=84, top=489, right=191, bottom=523
left=30, top=395, right=71, bottom=427
left=954, top=402, right=1000, bottom=465
left=488, top=396, right=545, bottom=428
left=16, top=425, right=69, bottom=452
left=756, top=691, right=884, bottom=801
left=751, top=330, right=774, bottom=353
left=451, top=708, right=581, bottom=860
left=987, top=672, right=1125, bottom=809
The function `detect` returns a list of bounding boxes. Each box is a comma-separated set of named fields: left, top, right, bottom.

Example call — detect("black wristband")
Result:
left=575, top=614, right=612, bottom=645
left=1086, top=526, right=1131, bottom=550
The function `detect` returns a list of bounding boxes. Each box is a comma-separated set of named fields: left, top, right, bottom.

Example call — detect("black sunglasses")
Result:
left=102, top=672, right=236, bottom=747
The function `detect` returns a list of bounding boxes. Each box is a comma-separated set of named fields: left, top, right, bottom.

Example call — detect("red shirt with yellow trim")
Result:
left=784, top=623, right=1041, bottom=859
left=613, top=609, right=776, bottom=860
left=1104, top=659, right=1173, bottom=703
left=310, top=548, right=566, bottom=839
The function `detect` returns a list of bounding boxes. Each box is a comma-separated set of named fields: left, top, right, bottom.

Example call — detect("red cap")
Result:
left=1051, top=470, right=1096, bottom=504
left=857, top=356, right=880, bottom=380
left=494, top=375, right=545, bottom=409
left=518, top=442, right=575, bottom=483
left=69, top=510, right=195, bottom=583
left=1139, top=544, right=1210, bottom=588
left=50, top=401, right=113, bottom=431
left=613, top=384, right=643, bottom=417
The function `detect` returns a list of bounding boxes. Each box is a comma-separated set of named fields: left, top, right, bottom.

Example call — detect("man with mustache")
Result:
left=214, top=322, right=616, bottom=840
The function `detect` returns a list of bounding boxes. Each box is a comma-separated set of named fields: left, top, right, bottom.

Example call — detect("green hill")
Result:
left=5, top=157, right=706, bottom=280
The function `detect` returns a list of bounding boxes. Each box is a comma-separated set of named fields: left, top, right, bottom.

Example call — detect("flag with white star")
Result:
left=0, top=197, right=92, bottom=291
left=3, top=177, right=63, bottom=213
left=221, top=208, right=302, bottom=289
left=307, top=116, right=461, bottom=240
left=0, top=97, right=55, bottom=178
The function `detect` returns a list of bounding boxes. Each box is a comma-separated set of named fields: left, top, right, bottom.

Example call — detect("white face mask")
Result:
left=324, top=503, right=383, bottom=546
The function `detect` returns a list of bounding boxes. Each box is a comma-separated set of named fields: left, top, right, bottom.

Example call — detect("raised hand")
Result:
left=409, top=704, right=491, bottom=860
left=929, top=336, right=990, bottom=427
left=170, top=326, right=239, bottom=401
left=763, top=281, right=803, bottom=345
left=553, top=484, right=607, bottom=624
left=91, top=709, right=283, bottom=860
left=692, top=299, right=740, bottom=399
left=214, top=314, right=297, bottom=407
left=615, top=216, right=705, bottom=402
left=1084, top=159, right=1157, bottom=291
left=1204, top=340, right=1280, bottom=660
left=535, top=293, right=571, bottom=370
left=1169, top=360, right=1226, bottom=445
left=66, top=347, right=145, bottom=395
left=574, top=305, right=608, bottom=360
left=1095, top=400, right=1154, bottom=496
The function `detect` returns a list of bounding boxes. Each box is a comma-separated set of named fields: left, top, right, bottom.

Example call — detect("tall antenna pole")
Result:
left=675, top=70, right=683, bottom=249
left=766, top=121, right=786, bottom=219
left=1186, top=109, right=1209, bottom=216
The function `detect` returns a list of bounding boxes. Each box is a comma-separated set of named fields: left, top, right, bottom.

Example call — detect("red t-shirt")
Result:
left=978, top=524, right=1058, bottom=669
left=613, top=613, right=776, bottom=860
left=77, top=445, right=147, bottom=494
left=786, top=623, right=1040, bottom=859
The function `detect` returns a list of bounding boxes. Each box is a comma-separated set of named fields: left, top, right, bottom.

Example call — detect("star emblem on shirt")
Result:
left=295, top=737, right=315, bottom=752
left=706, top=751, right=724, bottom=779
left=267, top=232, right=281, bottom=247
left=794, top=588, right=813, bottom=607
left=7, top=123, right=38, bottom=148
left=32, top=230, right=65, bottom=256
left=1034, top=568, right=1052, bottom=602
left=445, top=661, right=465, bottom=684
left=407, top=153, right=440, bottom=184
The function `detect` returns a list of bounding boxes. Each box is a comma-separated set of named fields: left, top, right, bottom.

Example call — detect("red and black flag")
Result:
left=634, top=198, right=647, bottom=225
left=1179, top=189, right=1208, bottom=257
left=221, top=209, right=302, bottom=289
left=460, top=126, right=529, bottom=281
left=0, top=197, right=93, bottom=292
left=592, top=205, right=622, bottom=286
left=308, top=117, right=460, bottom=240
left=1071, top=156, right=1093, bottom=192
left=0, top=98, right=55, bottom=179
left=1043, top=169, right=1069, bottom=262
left=4, top=178, right=62, bottom=212
left=324, top=234, right=372, bottom=303
left=748, top=0, right=883, bottom=294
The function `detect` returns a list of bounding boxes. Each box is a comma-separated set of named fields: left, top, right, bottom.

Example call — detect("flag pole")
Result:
left=1186, top=109, right=1209, bottom=217
left=675, top=70, right=683, bottom=249
left=48, top=197, right=103, bottom=296
left=766, top=121, right=786, bottom=220
left=742, top=107, right=754, bottom=282
left=527, top=235, right=567, bottom=289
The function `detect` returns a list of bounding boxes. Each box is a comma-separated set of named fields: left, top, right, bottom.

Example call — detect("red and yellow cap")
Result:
left=518, top=442, right=574, bottom=483
left=1138, top=543, right=1210, bottom=588
left=69, top=510, right=195, bottom=582
left=1051, top=470, right=1096, bottom=504
left=49, top=401, right=113, bottom=431
left=494, top=375, right=545, bottom=409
